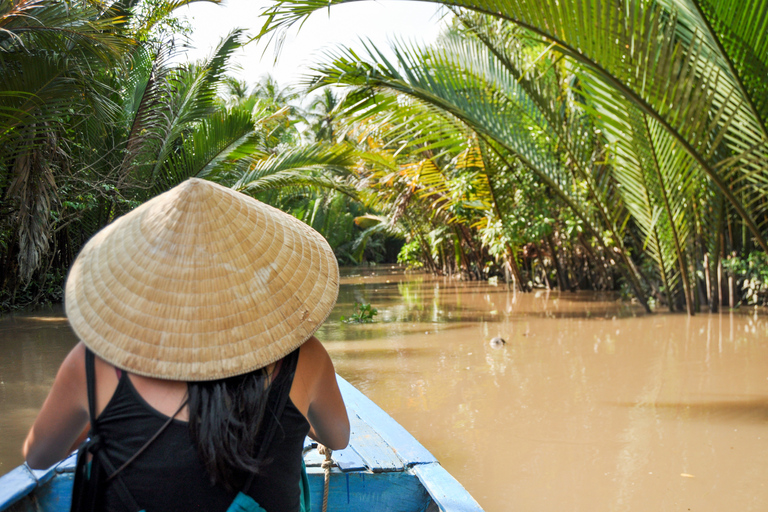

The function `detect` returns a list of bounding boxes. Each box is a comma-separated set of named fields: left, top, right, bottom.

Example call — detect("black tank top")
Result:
left=88, top=349, right=310, bottom=512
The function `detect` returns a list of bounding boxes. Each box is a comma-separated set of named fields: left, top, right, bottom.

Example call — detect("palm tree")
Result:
left=306, top=88, right=342, bottom=142
left=288, top=25, right=652, bottom=305
left=0, top=0, right=225, bottom=297
left=0, top=0, right=132, bottom=290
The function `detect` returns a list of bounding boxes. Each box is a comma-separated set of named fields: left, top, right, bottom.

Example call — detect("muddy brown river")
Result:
left=2, top=267, right=767, bottom=511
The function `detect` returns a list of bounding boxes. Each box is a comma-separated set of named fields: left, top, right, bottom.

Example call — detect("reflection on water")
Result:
left=2, top=267, right=768, bottom=511
left=613, top=399, right=768, bottom=423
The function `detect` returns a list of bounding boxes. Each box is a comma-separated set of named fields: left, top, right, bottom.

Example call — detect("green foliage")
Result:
left=0, top=268, right=65, bottom=312
left=722, top=252, right=768, bottom=306
left=340, top=302, right=378, bottom=323
left=129, top=0, right=195, bottom=43
left=7, top=0, right=768, bottom=316
left=0, top=0, right=369, bottom=310
left=397, top=240, right=425, bottom=269
left=257, top=0, right=768, bottom=314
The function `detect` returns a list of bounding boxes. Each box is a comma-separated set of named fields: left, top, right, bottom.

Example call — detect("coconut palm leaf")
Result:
left=569, top=49, right=708, bottom=310
left=128, top=0, right=222, bottom=38
left=86, top=43, right=172, bottom=186
left=0, top=0, right=133, bottom=282
left=611, top=105, right=701, bottom=311
left=232, top=143, right=359, bottom=198
left=307, top=40, right=577, bottom=208
left=446, top=15, right=637, bottom=257
left=157, top=105, right=264, bottom=190
left=0, top=0, right=128, bottom=58
left=0, top=0, right=129, bottom=146
left=667, top=0, right=768, bottom=134
left=125, top=30, right=244, bottom=195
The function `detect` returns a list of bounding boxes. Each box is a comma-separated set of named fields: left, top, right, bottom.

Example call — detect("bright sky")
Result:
left=177, top=0, right=447, bottom=89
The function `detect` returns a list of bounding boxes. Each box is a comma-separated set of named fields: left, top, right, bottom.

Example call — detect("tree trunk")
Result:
left=717, top=256, right=725, bottom=307
left=544, top=233, right=567, bottom=291
left=453, top=229, right=472, bottom=279
left=535, top=243, right=551, bottom=290
left=704, top=253, right=711, bottom=305
left=505, top=245, right=527, bottom=292
left=579, top=234, right=609, bottom=290
left=415, top=230, right=437, bottom=274
left=728, top=252, right=736, bottom=308
left=610, top=245, right=651, bottom=312
left=709, top=251, right=719, bottom=313
left=693, top=258, right=704, bottom=313
left=728, top=272, right=735, bottom=309
left=561, top=241, right=574, bottom=291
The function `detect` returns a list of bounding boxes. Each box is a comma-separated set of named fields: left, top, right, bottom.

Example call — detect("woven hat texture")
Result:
left=65, top=178, right=339, bottom=381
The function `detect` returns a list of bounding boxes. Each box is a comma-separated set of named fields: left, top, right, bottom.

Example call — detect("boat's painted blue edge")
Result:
left=54, top=453, right=78, bottom=473
left=335, top=375, right=438, bottom=467
left=0, top=453, right=75, bottom=510
left=0, top=465, right=37, bottom=510
left=412, top=463, right=485, bottom=512
left=343, top=411, right=405, bottom=472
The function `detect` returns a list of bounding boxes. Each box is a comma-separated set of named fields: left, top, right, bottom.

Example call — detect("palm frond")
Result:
left=158, top=105, right=263, bottom=190
left=233, top=143, right=359, bottom=198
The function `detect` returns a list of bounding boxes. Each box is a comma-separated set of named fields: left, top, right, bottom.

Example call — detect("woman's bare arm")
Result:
left=23, top=342, right=90, bottom=469
left=295, top=337, right=350, bottom=450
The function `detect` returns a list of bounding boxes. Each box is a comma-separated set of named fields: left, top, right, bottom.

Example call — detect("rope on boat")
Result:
left=318, top=444, right=334, bottom=512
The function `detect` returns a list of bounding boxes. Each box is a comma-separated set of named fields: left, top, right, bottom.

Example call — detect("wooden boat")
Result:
left=0, top=376, right=484, bottom=512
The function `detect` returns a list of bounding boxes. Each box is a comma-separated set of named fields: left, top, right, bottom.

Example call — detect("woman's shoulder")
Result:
left=56, top=341, right=88, bottom=393
left=298, top=336, right=329, bottom=362
left=296, top=337, right=336, bottom=385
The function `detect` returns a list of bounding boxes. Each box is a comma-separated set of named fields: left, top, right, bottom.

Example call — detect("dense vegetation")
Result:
left=2, top=0, right=767, bottom=314
left=0, top=0, right=395, bottom=310
left=258, top=0, right=768, bottom=313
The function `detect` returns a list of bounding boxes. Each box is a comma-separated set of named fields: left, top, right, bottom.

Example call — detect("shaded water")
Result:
left=2, top=268, right=768, bottom=511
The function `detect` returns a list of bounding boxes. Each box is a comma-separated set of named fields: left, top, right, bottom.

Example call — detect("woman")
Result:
left=22, top=179, right=350, bottom=511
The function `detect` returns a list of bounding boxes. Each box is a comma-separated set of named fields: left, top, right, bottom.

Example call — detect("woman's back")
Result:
left=92, top=348, right=309, bottom=512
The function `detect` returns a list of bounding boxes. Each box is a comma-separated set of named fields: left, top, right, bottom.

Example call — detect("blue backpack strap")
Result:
left=299, top=459, right=311, bottom=512
left=226, top=492, right=268, bottom=512
left=226, top=461, right=309, bottom=512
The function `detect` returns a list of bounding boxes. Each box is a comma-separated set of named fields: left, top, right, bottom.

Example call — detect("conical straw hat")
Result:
left=65, top=178, right=339, bottom=381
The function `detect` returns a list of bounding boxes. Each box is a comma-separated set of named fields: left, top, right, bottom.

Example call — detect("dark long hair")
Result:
left=186, top=368, right=273, bottom=488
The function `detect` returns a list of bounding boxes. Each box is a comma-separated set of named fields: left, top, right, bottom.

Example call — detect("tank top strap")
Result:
left=85, top=348, right=131, bottom=422
left=85, top=348, right=97, bottom=422
left=279, top=346, right=301, bottom=385
left=79, top=348, right=146, bottom=512
left=263, top=347, right=301, bottom=437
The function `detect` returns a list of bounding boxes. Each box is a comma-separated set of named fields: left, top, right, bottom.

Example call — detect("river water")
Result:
left=2, top=267, right=767, bottom=511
